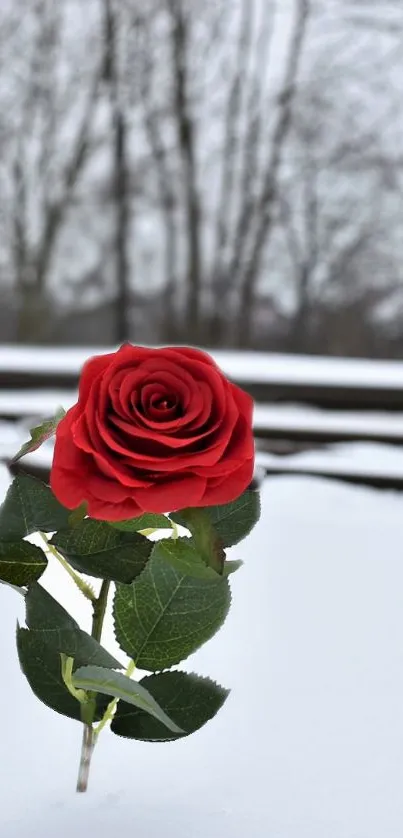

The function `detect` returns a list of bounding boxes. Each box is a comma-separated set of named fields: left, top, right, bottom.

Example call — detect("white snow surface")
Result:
left=2, top=475, right=403, bottom=836
left=2, top=344, right=403, bottom=388
left=0, top=421, right=24, bottom=451
left=0, top=462, right=10, bottom=495
left=254, top=403, right=403, bottom=438
left=0, top=390, right=76, bottom=417
left=257, top=441, right=403, bottom=479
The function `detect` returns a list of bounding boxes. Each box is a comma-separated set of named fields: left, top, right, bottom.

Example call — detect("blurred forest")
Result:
left=0, top=0, right=402, bottom=357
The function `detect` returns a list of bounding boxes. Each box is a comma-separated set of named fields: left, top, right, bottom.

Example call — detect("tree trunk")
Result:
left=167, top=0, right=202, bottom=341
left=103, top=0, right=131, bottom=344
left=113, top=108, right=131, bottom=343
left=288, top=264, right=312, bottom=353
left=234, top=0, right=311, bottom=347
left=16, top=285, right=51, bottom=343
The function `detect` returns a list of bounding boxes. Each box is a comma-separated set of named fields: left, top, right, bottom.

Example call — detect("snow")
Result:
left=2, top=475, right=403, bottom=836
left=214, top=351, right=403, bottom=389
left=256, top=442, right=403, bottom=479
left=2, top=345, right=403, bottom=389
left=0, top=390, right=76, bottom=417
left=0, top=345, right=100, bottom=374
left=0, top=421, right=27, bottom=462
left=254, top=403, right=403, bottom=439
left=0, top=421, right=24, bottom=448
left=0, top=462, right=10, bottom=496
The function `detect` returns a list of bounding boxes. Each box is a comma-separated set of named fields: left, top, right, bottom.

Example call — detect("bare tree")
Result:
left=1, top=0, right=104, bottom=340
left=2, top=0, right=402, bottom=356
left=102, top=0, right=131, bottom=343
left=165, top=0, right=203, bottom=338
left=210, top=0, right=254, bottom=297
left=206, top=0, right=276, bottom=344
left=275, top=76, right=402, bottom=353
left=231, top=0, right=311, bottom=347
left=136, top=4, right=179, bottom=337
left=345, top=0, right=403, bottom=33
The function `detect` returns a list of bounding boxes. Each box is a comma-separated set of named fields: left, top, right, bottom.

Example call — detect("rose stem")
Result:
left=93, top=659, right=136, bottom=740
left=76, top=724, right=94, bottom=793
left=76, top=579, right=110, bottom=793
left=39, top=533, right=96, bottom=603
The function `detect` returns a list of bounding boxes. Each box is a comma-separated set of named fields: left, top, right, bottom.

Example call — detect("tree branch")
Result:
left=226, top=1, right=275, bottom=293
left=234, top=0, right=311, bottom=346
left=34, top=62, right=102, bottom=290
left=103, top=0, right=131, bottom=342
left=166, top=0, right=202, bottom=335
left=211, top=0, right=255, bottom=289
left=138, top=9, right=178, bottom=331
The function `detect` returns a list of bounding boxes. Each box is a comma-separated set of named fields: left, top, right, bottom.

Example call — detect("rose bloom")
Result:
left=50, top=345, right=255, bottom=521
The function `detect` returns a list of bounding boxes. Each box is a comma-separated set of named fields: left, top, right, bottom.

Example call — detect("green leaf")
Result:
left=25, top=583, right=123, bottom=670
left=205, top=490, right=261, bottom=547
left=51, top=520, right=152, bottom=583
left=0, top=541, right=47, bottom=587
left=153, top=538, right=218, bottom=580
left=112, top=671, right=229, bottom=742
left=73, top=665, right=183, bottom=734
left=113, top=550, right=231, bottom=671
left=222, top=559, right=243, bottom=577
left=43, top=627, right=121, bottom=670
left=12, top=408, right=66, bottom=463
left=17, top=626, right=82, bottom=721
left=25, top=582, right=79, bottom=630
left=0, top=474, right=70, bottom=540
left=68, top=502, right=88, bottom=528
left=110, top=514, right=172, bottom=532
left=172, top=491, right=261, bottom=550
left=170, top=508, right=225, bottom=574
left=17, top=628, right=110, bottom=723
left=12, top=409, right=65, bottom=465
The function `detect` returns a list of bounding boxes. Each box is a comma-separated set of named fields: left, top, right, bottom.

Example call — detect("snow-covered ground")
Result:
left=2, top=472, right=403, bottom=836
left=2, top=344, right=403, bottom=388
left=258, top=441, right=403, bottom=479
left=0, top=463, right=11, bottom=496
left=0, top=389, right=76, bottom=417
left=254, top=403, right=403, bottom=439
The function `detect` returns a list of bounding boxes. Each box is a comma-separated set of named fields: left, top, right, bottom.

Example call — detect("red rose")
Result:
left=50, top=344, right=255, bottom=521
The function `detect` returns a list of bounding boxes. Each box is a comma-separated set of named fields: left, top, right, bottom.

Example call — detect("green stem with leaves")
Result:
left=43, top=532, right=137, bottom=792
left=91, top=579, right=110, bottom=643
left=39, top=533, right=96, bottom=602
left=94, top=659, right=136, bottom=741
left=76, top=724, right=95, bottom=794
left=76, top=579, right=110, bottom=793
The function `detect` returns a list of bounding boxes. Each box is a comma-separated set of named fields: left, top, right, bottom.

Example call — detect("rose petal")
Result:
left=193, top=414, right=255, bottom=477
left=200, top=458, right=255, bottom=506
left=72, top=413, right=153, bottom=488
left=133, top=474, right=207, bottom=513
left=83, top=474, right=133, bottom=503
left=100, top=354, right=197, bottom=419
left=87, top=495, right=144, bottom=521
left=51, top=425, right=96, bottom=511
left=165, top=346, right=219, bottom=369
left=78, top=353, right=115, bottom=404
left=231, top=382, right=254, bottom=426
left=50, top=344, right=255, bottom=521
